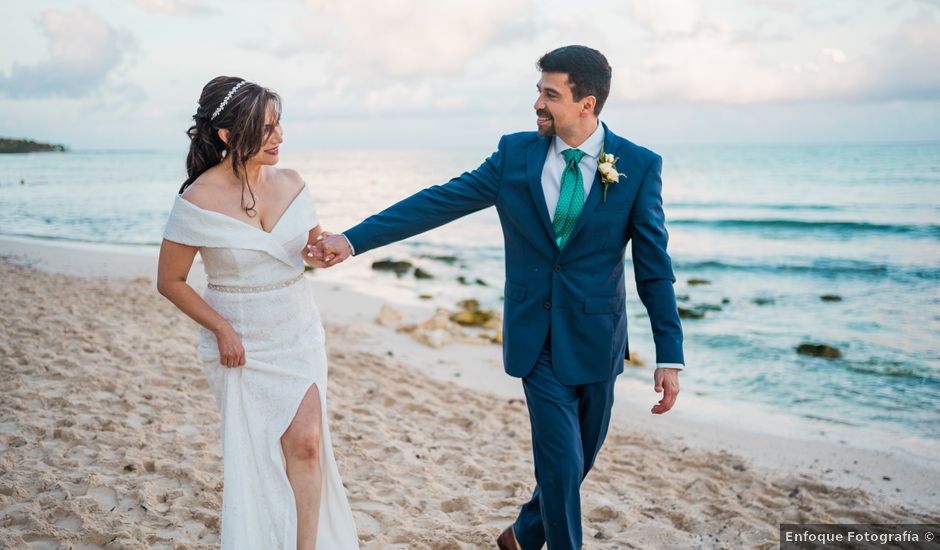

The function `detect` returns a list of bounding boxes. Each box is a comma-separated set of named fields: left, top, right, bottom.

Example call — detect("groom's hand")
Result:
left=651, top=367, right=680, bottom=414
left=303, top=231, right=334, bottom=268
left=306, top=234, right=352, bottom=268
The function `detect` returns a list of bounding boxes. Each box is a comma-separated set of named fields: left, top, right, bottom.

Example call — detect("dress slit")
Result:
left=274, top=380, right=325, bottom=544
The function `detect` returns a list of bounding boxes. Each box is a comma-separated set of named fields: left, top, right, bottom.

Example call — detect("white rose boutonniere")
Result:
left=598, top=149, right=624, bottom=203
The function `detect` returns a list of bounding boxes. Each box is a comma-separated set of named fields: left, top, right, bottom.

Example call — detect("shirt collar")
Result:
left=554, top=120, right=605, bottom=160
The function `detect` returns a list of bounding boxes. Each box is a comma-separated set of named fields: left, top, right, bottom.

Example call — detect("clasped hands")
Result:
left=305, top=232, right=352, bottom=268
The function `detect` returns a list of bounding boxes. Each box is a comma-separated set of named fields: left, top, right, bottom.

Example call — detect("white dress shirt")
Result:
left=540, top=121, right=605, bottom=223
left=540, top=122, right=684, bottom=371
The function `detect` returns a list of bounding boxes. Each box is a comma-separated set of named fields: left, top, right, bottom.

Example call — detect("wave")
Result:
left=669, top=203, right=845, bottom=211
left=0, top=231, right=161, bottom=247
left=667, top=218, right=940, bottom=237
left=670, top=259, right=940, bottom=280
left=842, top=361, right=940, bottom=385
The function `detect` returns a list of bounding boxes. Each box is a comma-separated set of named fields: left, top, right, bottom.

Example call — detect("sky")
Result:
left=1, top=0, right=939, bottom=151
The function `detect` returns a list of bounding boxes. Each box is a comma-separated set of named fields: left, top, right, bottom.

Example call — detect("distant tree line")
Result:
left=0, top=137, right=67, bottom=154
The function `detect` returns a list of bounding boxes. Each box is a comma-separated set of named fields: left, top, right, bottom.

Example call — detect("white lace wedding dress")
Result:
left=162, top=184, right=359, bottom=549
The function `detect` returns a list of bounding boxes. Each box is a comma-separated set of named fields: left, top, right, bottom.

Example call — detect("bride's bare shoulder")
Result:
left=181, top=171, right=227, bottom=210
left=273, top=167, right=305, bottom=191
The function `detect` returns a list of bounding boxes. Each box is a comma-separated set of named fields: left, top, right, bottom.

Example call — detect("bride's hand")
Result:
left=214, top=323, right=246, bottom=368
left=304, top=231, right=332, bottom=268
left=304, top=247, right=329, bottom=268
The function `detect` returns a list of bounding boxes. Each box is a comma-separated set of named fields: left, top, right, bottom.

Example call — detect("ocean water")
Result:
left=1, top=142, right=938, bottom=459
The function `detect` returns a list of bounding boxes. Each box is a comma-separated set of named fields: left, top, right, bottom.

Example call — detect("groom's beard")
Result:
left=536, top=110, right=556, bottom=137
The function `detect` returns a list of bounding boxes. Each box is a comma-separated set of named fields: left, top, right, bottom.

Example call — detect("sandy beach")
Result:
left=1, top=237, right=938, bottom=550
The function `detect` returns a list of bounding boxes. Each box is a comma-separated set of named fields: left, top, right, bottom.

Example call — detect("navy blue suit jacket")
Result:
left=344, top=123, right=684, bottom=385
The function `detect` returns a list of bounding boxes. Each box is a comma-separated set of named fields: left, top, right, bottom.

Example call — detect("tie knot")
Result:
left=562, top=148, right=585, bottom=165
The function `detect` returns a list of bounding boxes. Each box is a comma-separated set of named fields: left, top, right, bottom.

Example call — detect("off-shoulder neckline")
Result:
left=177, top=182, right=308, bottom=235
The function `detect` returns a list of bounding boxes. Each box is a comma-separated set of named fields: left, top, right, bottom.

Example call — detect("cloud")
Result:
left=299, top=0, right=532, bottom=79
left=134, top=0, right=218, bottom=16
left=748, top=0, right=801, bottom=13
left=0, top=8, right=135, bottom=98
left=597, top=1, right=940, bottom=105
left=861, top=11, right=940, bottom=100
left=820, top=47, right=848, bottom=64
left=242, top=0, right=940, bottom=117
left=363, top=83, right=467, bottom=114
left=287, top=77, right=472, bottom=119
left=265, top=0, right=536, bottom=118
left=631, top=0, right=704, bottom=37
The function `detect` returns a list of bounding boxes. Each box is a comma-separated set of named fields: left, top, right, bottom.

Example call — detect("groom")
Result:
left=313, top=45, right=684, bottom=550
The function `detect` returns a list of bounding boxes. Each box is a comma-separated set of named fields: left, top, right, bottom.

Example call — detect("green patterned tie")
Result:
left=553, top=148, right=586, bottom=249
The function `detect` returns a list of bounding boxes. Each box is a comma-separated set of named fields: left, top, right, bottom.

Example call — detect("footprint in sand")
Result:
left=51, top=508, right=82, bottom=532
left=86, top=485, right=118, bottom=512
left=586, top=504, right=623, bottom=522
left=441, top=496, right=471, bottom=513
left=20, top=534, right=60, bottom=549
left=351, top=510, right=381, bottom=539
left=458, top=463, right=484, bottom=478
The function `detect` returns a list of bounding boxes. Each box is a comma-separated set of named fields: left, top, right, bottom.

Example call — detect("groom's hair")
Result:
left=537, top=46, right=612, bottom=116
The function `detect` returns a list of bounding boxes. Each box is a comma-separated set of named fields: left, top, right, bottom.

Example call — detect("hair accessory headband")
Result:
left=211, top=80, right=248, bottom=120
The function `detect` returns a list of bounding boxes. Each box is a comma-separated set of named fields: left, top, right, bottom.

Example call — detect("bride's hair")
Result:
left=180, top=76, right=282, bottom=215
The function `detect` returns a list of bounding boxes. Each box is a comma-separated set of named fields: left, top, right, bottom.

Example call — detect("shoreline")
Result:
left=1, top=234, right=938, bottom=516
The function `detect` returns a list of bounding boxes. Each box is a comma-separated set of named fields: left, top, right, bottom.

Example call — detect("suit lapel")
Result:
left=526, top=137, right=557, bottom=248
left=563, top=123, right=618, bottom=251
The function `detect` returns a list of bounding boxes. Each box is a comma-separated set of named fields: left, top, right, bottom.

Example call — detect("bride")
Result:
left=156, top=76, right=359, bottom=549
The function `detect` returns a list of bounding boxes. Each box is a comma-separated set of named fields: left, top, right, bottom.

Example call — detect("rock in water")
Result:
left=450, top=299, right=501, bottom=327
left=398, top=307, right=494, bottom=348
left=377, top=304, right=403, bottom=328
left=450, top=309, right=494, bottom=327
left=687, top=278, right=711, bottom=286
left=371, top=259, right=412, bottom=276
left=679, top=307, right=706, bottom=319
left=625, top=352, right=645, bottom=366
left=796, top=343, right=842, bottom=359
left=419, top=254, right=458, bottom=265
left=820, top=294, right=843, bottom=302
left=415, top=328, right=451, bottom=348
left=414, top=268, right=433, bottom=279
left=457, top=299, right=480, bottom=311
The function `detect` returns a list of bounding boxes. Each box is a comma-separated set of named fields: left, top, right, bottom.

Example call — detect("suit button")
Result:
left=554, top=265, right=562, bottom=272
left=543, top=301, right=551, bottom=309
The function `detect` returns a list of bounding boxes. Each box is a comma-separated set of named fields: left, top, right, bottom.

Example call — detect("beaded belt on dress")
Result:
left=207, top=272, right=304, bottom=293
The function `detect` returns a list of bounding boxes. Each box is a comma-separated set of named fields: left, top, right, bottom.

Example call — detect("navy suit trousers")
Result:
left=514, top=331, right=618, bottom=550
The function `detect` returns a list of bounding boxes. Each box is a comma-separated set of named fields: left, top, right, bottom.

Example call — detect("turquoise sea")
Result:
left=1, top=142, right=938, bottom=460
